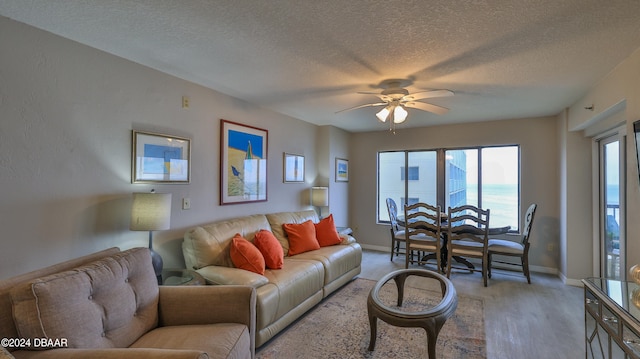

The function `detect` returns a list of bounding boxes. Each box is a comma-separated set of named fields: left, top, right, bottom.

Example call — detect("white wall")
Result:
left=349, top=117, right=561, bottom=273
left=566, top=47, right=640, bottom=278
left=0, top=16, right=335, bottom=279
left=558, top=111, right=593, bottom=284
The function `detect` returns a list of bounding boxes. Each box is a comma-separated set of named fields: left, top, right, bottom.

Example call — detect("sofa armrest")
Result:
left=158, top=285, right=255, bottom=327
left=195, top=265, right=269, bottom=288
left=339, top=233, right=356, bottom=245
left=10, top=348, right=207, bottom=358
left=158, top=285, right=256, bottom=357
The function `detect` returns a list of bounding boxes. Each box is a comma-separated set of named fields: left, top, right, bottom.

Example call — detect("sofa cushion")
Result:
left=254, top=230, right=284, bottom=269
left=230, top=234, right=266, bottom=275
left=10, top=248, right=159, bottom=349
left=183, top=214, right=271, bottom=270
left=0, top=347, right=13, bottom=359
left=314, top=214, right=342, bottom=247
left=196, top=266, right=269, bottom=288
left=265, top=210, right=319, bottom=256
left=289, top=244, right=362, bottom=287
left=0, top=247, right=121, bottom=345
left=284, top=220, right=320, bottom=256
left=131, top=324, right=251, bottom=359
left=260, top=258, right=324, bottom=324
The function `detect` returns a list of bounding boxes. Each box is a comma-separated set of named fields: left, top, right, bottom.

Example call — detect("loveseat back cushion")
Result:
left=10, top=247, right=159, bottom=349
left=265, top=210, right=319, bottom=256
left=0, top=247, right=121, bottom=346
left=183, top=214, right=271, bottom=270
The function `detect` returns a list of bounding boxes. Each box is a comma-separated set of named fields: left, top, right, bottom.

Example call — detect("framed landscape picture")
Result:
left=335, top=158, right=349, bottom=182
left=131, top=130, right=191, bottom=184
left=283, top=153, right=305, bottom=183
left=220, top=120, right=268, bottom=204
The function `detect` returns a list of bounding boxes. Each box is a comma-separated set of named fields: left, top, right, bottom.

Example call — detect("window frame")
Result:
left=378, top=145, right=521, bottom=233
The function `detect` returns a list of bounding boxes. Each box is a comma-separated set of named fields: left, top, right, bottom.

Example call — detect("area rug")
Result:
left=256, top=277, right=486, bottom=358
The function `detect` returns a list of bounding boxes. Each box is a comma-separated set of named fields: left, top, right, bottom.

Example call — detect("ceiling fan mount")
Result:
left=378, top=79, right=411, bottom=99
left=336, top=78, right=454, bottom=130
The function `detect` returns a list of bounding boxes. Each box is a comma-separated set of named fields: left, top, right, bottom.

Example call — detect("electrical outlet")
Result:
left=182, top=198, right=191, bottom=210
left=547, top=243, right=554, bottom=252
left=182, top=96, right=190, bottom=109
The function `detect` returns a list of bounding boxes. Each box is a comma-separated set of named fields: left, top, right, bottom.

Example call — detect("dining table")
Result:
left=396, top=215, right=511, bottom=272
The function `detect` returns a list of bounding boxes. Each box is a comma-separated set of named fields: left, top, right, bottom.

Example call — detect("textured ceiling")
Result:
left=2, top=0, right=640, bottom=132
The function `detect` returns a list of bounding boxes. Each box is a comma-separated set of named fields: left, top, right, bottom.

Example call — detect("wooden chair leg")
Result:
left=487, top=253, right=492, bottom=278
left=482, top=257, right=488, bottom=287
left=523, top=255, right=531, bottom=284
left=405, top=245, right=410, bottom=269
left=390, top=239, right=396, bottom=261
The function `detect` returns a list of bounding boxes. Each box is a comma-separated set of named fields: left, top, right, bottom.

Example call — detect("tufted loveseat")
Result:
left=0, top=247, right=256, bottom=359
left=182, top=210, right=362, bottom=347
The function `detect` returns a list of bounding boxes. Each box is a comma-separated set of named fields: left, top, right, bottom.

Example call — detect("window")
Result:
left=378, top=151, right=436, bottom=222
left=400, top=166, right=420, bottom=180
left=378, top=146, right=520, bottom=231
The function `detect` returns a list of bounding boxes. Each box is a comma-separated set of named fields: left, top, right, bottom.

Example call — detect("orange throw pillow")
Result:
left=230, top=234, right=265, bottom=275
left=284, top=220, right=320, bottom=256
left=314, top=214, right=342, bottom=247
left=254, top=230, right=284, bottom=269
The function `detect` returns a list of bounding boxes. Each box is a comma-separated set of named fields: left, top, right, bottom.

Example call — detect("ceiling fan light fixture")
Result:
left=376, top=106, right=390, bottom=122
left=393, top=105, right=408, bottom=123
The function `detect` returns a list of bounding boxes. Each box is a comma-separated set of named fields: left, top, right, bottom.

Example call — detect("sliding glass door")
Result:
left=599, top=134, right=626, bottom=279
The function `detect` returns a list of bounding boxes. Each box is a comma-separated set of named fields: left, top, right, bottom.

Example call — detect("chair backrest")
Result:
left=404, top=202, right=442, bottom=240
left=521, top=203, right=537, bottom=246
left=447, top=204, right=490, bottom=247
left=386, top=198, right=401, bottom=231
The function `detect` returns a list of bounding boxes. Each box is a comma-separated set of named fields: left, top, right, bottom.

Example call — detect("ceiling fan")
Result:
left=336, top=79, right=454, bottom=126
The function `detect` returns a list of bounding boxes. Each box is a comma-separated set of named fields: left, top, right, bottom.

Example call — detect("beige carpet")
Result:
left=257, top=277, right=486, bottom=358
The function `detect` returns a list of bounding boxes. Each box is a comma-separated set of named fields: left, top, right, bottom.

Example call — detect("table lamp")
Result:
left=311, top=187, right=329, bottom=219
left=130, top=190, right=172, bottom=284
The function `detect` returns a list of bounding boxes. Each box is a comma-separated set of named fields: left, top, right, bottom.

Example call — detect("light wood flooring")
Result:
left=360, top=249, right=585, bottom=359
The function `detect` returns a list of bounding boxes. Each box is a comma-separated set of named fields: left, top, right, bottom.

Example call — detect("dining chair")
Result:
left=404, top=202, right=443, bottom=271
left=386, top=198, right=407, bottom=261
left=488, top=203, right=537, bottom=283
left=446, top=204, right=491, bottom=286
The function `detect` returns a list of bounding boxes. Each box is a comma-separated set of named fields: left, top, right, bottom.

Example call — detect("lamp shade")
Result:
left=393, top=105, right=408, bottom=123
left=311, top=187, right=329, bottom=207
left=376, top=107, right=390, bottom=122
left=130, top=192, right=172, bottom=231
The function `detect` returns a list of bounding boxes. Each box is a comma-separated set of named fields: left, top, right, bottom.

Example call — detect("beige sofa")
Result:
left=0, top=247, right=256, bottom=359
left=182, top=210, right=362, bottom=347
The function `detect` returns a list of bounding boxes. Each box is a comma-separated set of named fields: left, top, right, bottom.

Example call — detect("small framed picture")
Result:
left=220, top=120, right=268, bottom=204
left=335, top=158, right=349, bottom=182
left=283, top=153, right=305, bottom=183
left=132, top=130, right=191, bottom=184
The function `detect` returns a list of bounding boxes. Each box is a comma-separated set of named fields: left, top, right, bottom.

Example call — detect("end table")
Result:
left=161, top=268, right=205, bottom=286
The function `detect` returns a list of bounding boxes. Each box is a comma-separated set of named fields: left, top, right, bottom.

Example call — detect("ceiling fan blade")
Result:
left=357, top=91, right=393, bottom=102
left=404, top=101, right=450, bottom=115
left=335, top=102, right=387, bottom=113
left=403, top=89, right=454, bottom=101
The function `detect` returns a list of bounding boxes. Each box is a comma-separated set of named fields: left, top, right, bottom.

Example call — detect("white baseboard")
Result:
left=559, top=273, right=584, bottom=287
left=360, top=244, right=391, bottom=253
left=361, top=244, right=571, bottom=282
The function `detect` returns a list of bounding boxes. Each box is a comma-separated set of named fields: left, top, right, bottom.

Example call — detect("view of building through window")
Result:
left=379, top=146, right=520, bottom=231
